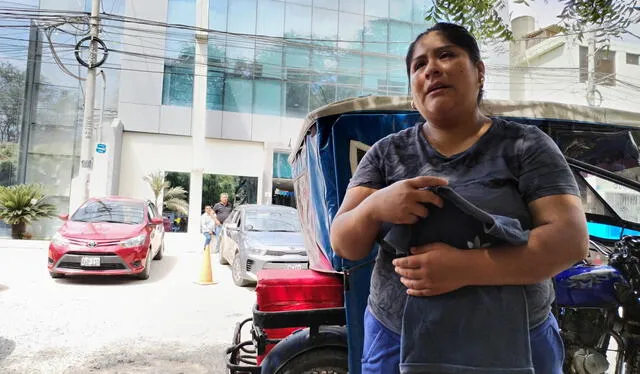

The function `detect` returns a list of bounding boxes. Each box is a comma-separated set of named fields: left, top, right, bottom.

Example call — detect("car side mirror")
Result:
left=227, top=224, right=239, bottom=231
left=59, top=214, right=69, bottom=221
left=150, top=217, right=163, bottom=225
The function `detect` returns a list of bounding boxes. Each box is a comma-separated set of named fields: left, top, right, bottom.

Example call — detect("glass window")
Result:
left=285, top=70, right=310, bottom=117
left=207, top=70, right=224, bottom=111
left=310, top=76, right=337, bottom=111
left=224, top=77, right=253, bottom=113
left=388, top=59, right=409, bottom=95
left=207, top=42, right=226, bottom=110
left=390, top=0, right=412, bottom=22
left=364, top=16, right=388, bottom=54
left=389, top=20, right=412, bottom=56
left=226, top=42, right=256, bottom=78
left=365, top=0, right=388, bottom=17
left=257, top=0, right=285, bottom=37
left=228, top=0, right=257, bottom=34
left=338, top=12, right=363, bottom=49
left=314, top=0, right=338, bottom=10
left=285, top=4, right=312, bottom=39
left=337, top=52, right=362, bottom=100
left=312, top=50, right=337, bottom=72
left=362, top=56, right=388, bottom=95
left=162, top=59, right=195, bottom=107
left=209, top=0, right=228, bottom=31
left=254, top=80, right=283, bottom=116
left=413, top=0, right=427, bottom=23
left=256, top=45, right=283, bottom=79
left=287, top=0, right=312, bottom=5
left=163, top=0, right=196, bottom=107
left=340, top=0, right=364, bottom=14
left=72, top=200, right=145, bottom=225
left=285, top=46, right=310, bottom=69
left=245, top=208, right=301, bottom=232
left=312, top=8, right=339, bottom=43
left=273, top=152, right=292, bottom=178
left=168, top=0, right=196, bottom=25
left=580, top=171, right=640, bottom=222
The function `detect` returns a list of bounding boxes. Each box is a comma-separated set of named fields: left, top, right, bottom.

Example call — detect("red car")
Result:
left=48, top=196, right=165, bottom=280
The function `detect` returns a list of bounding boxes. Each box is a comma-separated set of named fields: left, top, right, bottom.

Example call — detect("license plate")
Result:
left=286, top=263, right=306, bottom=270
left=80, top=256, right=100, bottom=267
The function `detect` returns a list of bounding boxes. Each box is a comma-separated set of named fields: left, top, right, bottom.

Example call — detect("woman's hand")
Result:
left=392, top=243, right=468, bottom=296
left=366, top=176, right=448, bottom=225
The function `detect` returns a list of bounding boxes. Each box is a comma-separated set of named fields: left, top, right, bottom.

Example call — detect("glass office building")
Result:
left=162, top=0, right=431, bottom=116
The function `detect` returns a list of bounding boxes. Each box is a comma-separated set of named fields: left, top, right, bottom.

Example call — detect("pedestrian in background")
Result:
left=201, top=205, right=217, bottom=252
left=213, top=193, right=233, bottom=253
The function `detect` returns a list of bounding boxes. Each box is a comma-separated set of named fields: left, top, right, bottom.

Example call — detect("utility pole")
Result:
left=78, top=0, right=101, bottom=204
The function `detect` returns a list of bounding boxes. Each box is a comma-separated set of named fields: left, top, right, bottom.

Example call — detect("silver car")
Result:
left=218, top=204, right=308, bottom=286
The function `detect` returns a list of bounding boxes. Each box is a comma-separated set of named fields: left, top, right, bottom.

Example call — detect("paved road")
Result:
left=0, top=234, right=255, bottom=373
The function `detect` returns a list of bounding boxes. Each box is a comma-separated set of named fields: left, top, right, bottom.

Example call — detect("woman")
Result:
left=201, top=205, right=217, bottom=252
left=329, top=22, right=588, bottom=374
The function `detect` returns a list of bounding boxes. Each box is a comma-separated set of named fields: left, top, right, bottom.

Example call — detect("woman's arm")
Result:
left=331, top=176, right=448, bottom=261
left=392, top=194, right=588, bottom=296
left=330, top=187, right=382, bottom=261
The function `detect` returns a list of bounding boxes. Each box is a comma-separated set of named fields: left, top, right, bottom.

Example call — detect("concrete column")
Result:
left=187, top=0, right=209, bottom=234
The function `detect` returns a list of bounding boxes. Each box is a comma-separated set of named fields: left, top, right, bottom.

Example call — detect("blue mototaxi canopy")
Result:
left=288, top=95, right=640, bottom=374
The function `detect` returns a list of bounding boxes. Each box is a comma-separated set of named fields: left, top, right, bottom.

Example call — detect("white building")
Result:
left=509, top=15, right=640, bottom=111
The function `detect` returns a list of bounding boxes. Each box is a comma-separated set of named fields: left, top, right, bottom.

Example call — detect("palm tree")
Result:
left=143, top=171, right=189, bottom=215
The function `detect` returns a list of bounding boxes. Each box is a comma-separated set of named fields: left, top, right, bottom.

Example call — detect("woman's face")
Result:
left=409, top=31, right=484, bottom=122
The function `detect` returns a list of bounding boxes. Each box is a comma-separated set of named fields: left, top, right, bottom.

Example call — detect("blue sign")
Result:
left=96, top=143, right=107, bottom=154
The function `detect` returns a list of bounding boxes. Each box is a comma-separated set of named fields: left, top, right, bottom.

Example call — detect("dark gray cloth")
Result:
left=380, top=186, right=533, bottom=373
left=346, top=118, right=579, bottom=335
left=213, top=202, right=233, bottom=224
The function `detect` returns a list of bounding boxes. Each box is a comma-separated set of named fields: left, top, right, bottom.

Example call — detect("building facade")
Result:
left=0, top=0, right=430, bottom=238
left=509, top=15, right=640, bottom=112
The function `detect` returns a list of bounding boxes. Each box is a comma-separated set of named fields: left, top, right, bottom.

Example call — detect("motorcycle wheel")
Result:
left=627, top=347, right=640, bottom=374
left=274, top=347, right=348, bottom=374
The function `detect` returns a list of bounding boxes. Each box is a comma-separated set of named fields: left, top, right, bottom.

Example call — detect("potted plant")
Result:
left=0, top=184, right=56, bottom=239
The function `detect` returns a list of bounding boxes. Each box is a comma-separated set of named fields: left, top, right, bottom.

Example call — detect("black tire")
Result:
left=49, top=271, right=64, bottom=279
left=232, top=253, right=250, bottom=287
left=153, top=240, right=164, bottom=260
left=137, top=249, right=151, bottom=280
left=274, top=347, right=348, bottom=374
left=626, top=346, right=640, bottom=374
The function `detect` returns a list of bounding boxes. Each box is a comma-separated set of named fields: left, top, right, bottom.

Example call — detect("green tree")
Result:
left=426, top=0, right=640, bottom=42
left=143, top=171, right=189, bottom=215
left=202, top=174, right=237, bottom=209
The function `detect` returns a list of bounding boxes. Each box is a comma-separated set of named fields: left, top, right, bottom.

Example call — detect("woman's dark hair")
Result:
left=405, top=22, right=484, bottom=103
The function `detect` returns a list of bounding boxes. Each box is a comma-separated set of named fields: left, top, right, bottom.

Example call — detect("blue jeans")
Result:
left=361, top=307, right=564, bottom=374
left=203, top=232, right=212, bottom=248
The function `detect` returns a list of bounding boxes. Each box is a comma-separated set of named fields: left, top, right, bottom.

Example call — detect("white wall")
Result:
left=516, top=37, right=640, bottom=112
left=118, top=132, right=265, bottom=202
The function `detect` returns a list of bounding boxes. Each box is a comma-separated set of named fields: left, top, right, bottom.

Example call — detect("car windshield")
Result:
left=71, top=200, right=145, bottom=225
left=244, top=210, right=301, bottom=232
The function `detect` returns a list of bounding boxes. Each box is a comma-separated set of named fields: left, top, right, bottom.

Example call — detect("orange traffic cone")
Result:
left=194, top=244, right=217, bottom=285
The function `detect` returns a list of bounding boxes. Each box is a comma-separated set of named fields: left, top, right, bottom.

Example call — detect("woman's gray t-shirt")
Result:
left=347, top=118, right=579, bottom=334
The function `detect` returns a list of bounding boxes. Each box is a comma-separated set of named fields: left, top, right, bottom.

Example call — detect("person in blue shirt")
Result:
left=330, top=22, right=589, bottom=374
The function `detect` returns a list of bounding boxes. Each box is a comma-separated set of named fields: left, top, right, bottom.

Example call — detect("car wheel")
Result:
left=137, top=248, right=152, bottom=280
left=49, top=271, right=64, bottom=279
left=232, top=253, right=250, bottom=287
left=153, top=239, right=164, bottom=260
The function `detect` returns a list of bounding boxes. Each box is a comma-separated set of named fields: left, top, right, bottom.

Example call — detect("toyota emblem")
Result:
left=86, top=241, right=97, bottom=248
